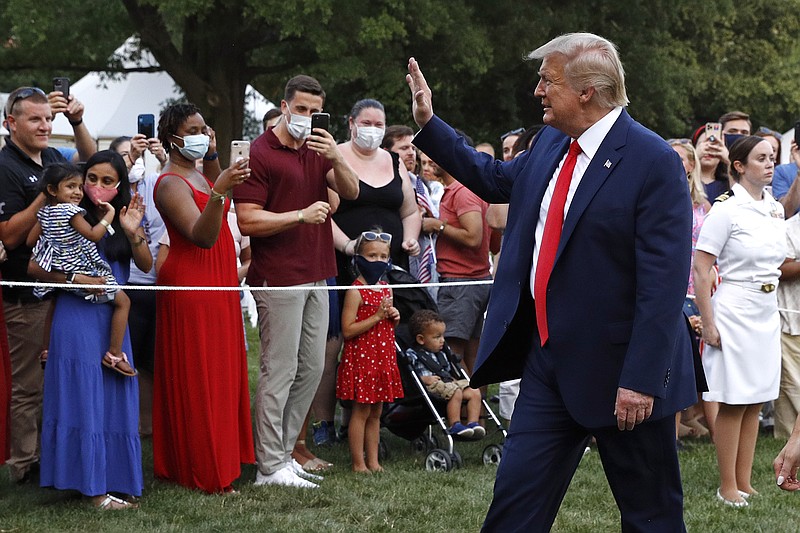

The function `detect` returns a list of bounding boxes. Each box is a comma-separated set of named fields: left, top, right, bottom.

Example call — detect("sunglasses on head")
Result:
left=5, top=87, right=46, bottom=118
left=360, top=231, right=392, bottom=244
left=667, top=138, right=691, bottom=145
left=757, top=126, right=782, bottom=140
left=501, top=127, right=525, bottom=141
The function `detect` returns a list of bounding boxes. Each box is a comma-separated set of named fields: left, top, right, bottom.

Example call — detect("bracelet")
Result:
left=203, top=152, right=219, bottom=161
left=297, top=210, right=305, bottom=224
left=209, top=188, right=227, bottom=204
left=130, top=235, right=146, bottom=247
left=68, top=118, right=83, bottom=127
left=99, top=219, right=115, bottom=235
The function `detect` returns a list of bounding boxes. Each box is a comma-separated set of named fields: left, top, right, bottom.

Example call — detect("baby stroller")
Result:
left=383, top=266, right=507, bottom=472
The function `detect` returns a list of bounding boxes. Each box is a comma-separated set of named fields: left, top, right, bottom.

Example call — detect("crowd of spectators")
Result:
left=4, top=72, right=800, bottom=509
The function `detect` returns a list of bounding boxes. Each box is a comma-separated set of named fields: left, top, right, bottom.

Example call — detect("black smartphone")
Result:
left=138, top=114, right=155, bottom=139
left=311, top=112, right=330, bottom=134
left=795, top=121, right=800, bottom=145
left=52, top=77, right=70, bottom=99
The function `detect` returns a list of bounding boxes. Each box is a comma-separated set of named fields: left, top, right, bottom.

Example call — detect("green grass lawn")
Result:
left=3, top=323, right=800, bottom=532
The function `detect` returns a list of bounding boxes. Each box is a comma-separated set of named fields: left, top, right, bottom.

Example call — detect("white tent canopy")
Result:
left=50, top=37, right=273, bottom=147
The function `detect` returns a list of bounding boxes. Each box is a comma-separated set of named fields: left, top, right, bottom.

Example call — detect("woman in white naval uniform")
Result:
left=694, top=135, right=787, bottom=507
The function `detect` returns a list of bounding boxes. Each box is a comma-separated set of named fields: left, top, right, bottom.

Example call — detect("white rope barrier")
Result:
left=0, top=279, right=494, bottom=292
left=4, top=278, right=800, bottom=315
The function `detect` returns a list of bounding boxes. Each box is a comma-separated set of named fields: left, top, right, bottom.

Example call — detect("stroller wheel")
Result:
left=425, top=448, right=453, bottom=472
left=482, top=444, right=503, bottom=466
left=450, top=450, right=463, bottom=469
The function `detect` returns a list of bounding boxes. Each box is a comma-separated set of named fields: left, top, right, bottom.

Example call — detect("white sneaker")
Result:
left=291, top=459, right=324, bottom=482
left=254, top=465, right=318, bottom=489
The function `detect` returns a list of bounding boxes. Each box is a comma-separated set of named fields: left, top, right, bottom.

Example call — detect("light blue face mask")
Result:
left=172, top=133, right=210, bottom=160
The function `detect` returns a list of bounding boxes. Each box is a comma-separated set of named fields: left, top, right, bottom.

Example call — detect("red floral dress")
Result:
left=336, top=280, right=404, bottom=404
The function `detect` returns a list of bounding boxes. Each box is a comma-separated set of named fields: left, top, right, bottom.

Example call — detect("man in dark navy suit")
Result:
left=407, top=33, right=696, bottom=531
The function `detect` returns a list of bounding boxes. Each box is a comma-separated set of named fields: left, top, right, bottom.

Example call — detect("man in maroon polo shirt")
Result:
left=234, top=75, right=358, bottom=488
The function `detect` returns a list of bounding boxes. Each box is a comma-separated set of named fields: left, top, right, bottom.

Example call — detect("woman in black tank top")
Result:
left=331, top=99, right=421, bottom=286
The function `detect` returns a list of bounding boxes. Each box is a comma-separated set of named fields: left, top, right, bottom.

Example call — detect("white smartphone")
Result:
left=230, top=140, right=250, bottom=165
left=705, top=122, right=722, bottom=143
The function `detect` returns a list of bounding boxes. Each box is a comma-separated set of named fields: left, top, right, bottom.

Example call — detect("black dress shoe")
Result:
left=16, top=461, right=40, bottom=484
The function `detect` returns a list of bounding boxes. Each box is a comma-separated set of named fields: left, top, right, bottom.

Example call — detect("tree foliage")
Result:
left=2, top=0, right=800, bottom=158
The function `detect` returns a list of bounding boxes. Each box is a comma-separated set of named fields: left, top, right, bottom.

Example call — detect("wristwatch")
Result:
left=66, top=273, right=76, bottom=284
left=438, top=220, right=447, bottom=233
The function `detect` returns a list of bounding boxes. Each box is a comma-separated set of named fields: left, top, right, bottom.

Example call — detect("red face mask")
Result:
left=83, top=182, right=119, bottom=206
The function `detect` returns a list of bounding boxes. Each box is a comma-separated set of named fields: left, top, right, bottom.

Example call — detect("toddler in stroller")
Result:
left=404, top=310, right=484, bottom=439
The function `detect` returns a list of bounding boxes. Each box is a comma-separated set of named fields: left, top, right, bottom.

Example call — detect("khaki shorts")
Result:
left=426, top=379, right=470, bottom=401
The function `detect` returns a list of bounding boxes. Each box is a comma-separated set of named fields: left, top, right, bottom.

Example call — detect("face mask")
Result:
left=285, top=111, right=311, bottom=140
left=128, top=158, right=145, bottom=183
left=84, top=182, right=120, bottom=206
left=354, top=255, right=392, bottom=285
left=173, top=133, right=210, bottom=160
left=353, top=126, right=385, bottom=151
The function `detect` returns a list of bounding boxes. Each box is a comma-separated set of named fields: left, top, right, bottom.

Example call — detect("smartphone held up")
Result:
left=137, top=114, right=155, bottom=139
left=231, top=140, right=250, bottom=166
left=52, top=77, right=70, bottom=99
left=311, top=113, right=330, bottom=135
left=705, top=122, right=722, bottom=144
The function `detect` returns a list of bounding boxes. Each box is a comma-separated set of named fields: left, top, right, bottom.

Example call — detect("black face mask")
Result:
left=353, top=255, right=392, bottom=285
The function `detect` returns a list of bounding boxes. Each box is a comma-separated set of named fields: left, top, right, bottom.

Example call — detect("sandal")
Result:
left=221, top=485, right=240, bottom=496
left=684, top=418, right=710, bottom=438
left=303, top=457, right=333, bottom=472
left=102, top=352, right=138, bottom=377
left=292, top=440, right=333, bottom=472
left=95, top=494, right=138, bottom=510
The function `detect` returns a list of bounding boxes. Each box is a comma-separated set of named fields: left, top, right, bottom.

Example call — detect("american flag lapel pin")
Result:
left=604, top=159, right=612, bottom=169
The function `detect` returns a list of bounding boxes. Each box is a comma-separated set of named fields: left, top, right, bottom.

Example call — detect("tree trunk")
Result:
left=121, top=1, right=249, bottom=167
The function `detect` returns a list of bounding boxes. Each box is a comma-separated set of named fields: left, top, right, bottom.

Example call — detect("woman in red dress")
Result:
left=153, top=103, right=254, bottom=493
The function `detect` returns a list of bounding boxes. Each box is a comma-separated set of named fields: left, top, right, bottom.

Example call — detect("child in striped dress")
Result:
left=28, top=162, right=136, bottom=377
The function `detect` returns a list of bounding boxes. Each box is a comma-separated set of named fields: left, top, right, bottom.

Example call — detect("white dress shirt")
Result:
left=529, top=106, right=624, bottom=298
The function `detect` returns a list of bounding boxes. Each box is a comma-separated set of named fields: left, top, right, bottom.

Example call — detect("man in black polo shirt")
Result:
left=0, top=86, right=94, bottom=482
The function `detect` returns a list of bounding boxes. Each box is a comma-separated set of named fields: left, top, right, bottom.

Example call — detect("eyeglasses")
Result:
left=500, top=128, right=525, bottom=141
left=4, top=87, right=46, bottom=118
left=666, top=138, right=691, bottom=145
left=360, top=231, right=392, bottom=244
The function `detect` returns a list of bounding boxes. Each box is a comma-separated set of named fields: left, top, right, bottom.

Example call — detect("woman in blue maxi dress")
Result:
left=32, top=152, right=151, bottom=509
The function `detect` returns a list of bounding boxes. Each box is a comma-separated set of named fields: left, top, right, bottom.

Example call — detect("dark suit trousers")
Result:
left=482, top=342, right=686, bottom=533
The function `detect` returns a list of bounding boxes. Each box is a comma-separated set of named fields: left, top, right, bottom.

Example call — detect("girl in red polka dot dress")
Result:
left=336, top=230, right=404, bottom=472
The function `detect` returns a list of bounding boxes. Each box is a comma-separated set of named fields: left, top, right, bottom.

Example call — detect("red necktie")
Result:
left=534, top=140, right=582, bottom=346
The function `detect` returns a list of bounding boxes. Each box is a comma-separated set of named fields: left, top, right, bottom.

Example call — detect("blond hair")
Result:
left=669, top=140, right=706, bottom=205
left=527, top=33, right=628, bottom=109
